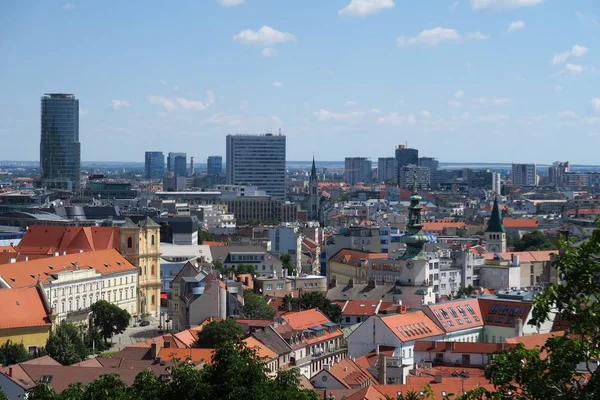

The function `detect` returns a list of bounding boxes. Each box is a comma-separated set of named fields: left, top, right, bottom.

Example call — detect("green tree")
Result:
left=454, top=285, right=475, bottom=299
left=0, top=339, right=30, bottom=365
left=513, top=230, right=554, bottom=251
left=243, top=290, right=276, bottom=320
left=0, top=388, right=9, bottom=400
left=463, top=222, right=600, bottom=399
left=280, top=254, right=294, bottom=274
left=194, top=319, right=244, bottom=348
left=282, top=292, right=342, bottom=323
left=198, top=229, right=215, bottom=245
left=46, top=323, right=89, bottom=365
left=235, top=264, right=257, bottom=275
left=83, top=374, right=129, bottom=400
left=27, top=383, right=57, bottom=400
left=57, top=383, right=85, bottom=400
left=90, top=300, right=130, bottom=342
left=128, top=369, right=165, bottom=400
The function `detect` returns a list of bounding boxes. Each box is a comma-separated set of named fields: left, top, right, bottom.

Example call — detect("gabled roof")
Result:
left=251, top=326, right=293, bottom=356
left=379, top=311, right=445, bottom=343
left=325, top=358, right=372, bottom=389
left=0, top=249, right=136, bottom=288
left=243, top=336, right=277, bottom=360
left=344, top=385, right=385, bottom=400
left=502, top=218, right=539, bottom=229
left=329, top=249, right=387, bottom=267
left=0, top=286, right=52, bottom=330
left=16, top=226, right=120, bottom=256
left=482, top=250, right=557, bottom=263
left=478, top=297, right=532, bottom=327
left=424, top=298, right=484, bottom=333
left=342, top=300, right=393, bottom=317
left=157, top=348, right=214, bottom=363
left=120, top=218, right=139, bottom=229
left=139, top=216, right=160, bottom=227
left=280, top=309, right=331, bottom=330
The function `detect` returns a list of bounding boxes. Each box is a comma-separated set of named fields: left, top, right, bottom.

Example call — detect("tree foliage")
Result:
left=462, top=223, right=600, bottom=399
left=198, top=229, right=215, bottom=245
left=0, top=339, right=30, bottom=365
left=243, top=290, right=276, bottom=320
left=45, top=323, right=89, bottom=366
left=28, top=341, right=319, bottom=400
left=90, top=300, right=130, bottom=341
left=281, top=292, right=342, bottom=323
left=212, top=261, right=256, bottom=276
left=194, top=319, right=244, bottom=348
left=511, top=230, right=554, bottom=252
left=454, top=285, right=475, bottom=299
left=280, top=254, right=294, bottom=272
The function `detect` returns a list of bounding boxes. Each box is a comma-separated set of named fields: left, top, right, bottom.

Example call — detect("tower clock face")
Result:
left=406, top=261, right=414, bottom=270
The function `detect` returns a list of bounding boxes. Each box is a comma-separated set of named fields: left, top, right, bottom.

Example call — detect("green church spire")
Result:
left=486, top=197, right=505, bottom=233
left=400, top=172, right=429, bottom=260
left=310, top=156, right=317, bottom=181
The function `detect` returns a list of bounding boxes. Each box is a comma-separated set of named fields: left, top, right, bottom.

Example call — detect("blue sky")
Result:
left=0, top=0, right=599, bottom=164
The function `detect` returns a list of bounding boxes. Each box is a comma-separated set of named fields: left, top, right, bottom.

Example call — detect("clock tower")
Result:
left=400, top=177, right=429, bottom=285
left=485, top=197, right=506, bottom=253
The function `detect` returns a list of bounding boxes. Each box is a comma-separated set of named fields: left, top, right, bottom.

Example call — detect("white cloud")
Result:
left=111, top=99, right=131, bottom=111
left=338, top=0, right=395, bottom=17
left=240, top=100, right=249, bottom=109
left=451, top=1, right=459, bottom=9
left=420, top=110, right=432, bottom=118
left=261, top=48, right=277, bottom=57
left=377, top=113, right=417, bottom=125
left=453, top=90, right=465, bottom=98
left=371, top=108, right=381, bottom=114
left=471, top=0, right=542, bottom=11
left=556, top=63, right=585, bottom=76
left=558, top=110, right=579, bottom=119
left=448, top=99, right=462, bottom=108
left=79, top=108, right=87, bottom=116
left=551, top=45, right=589, bottom=65
left=592, top=98, right=600, bottom=111
left=397, top=27, right=488, bottom=47
left=148, top=96, right=177, bottom=111
left=464, top=61, right=474, bottom=69
left=313, top=109, right=363, bottom=121
left=554, top=85, right=563, bottom=93
left=474, top=97, right=512, bottom=106
left=272, top=81, right=283, bottom=88
left=173, top=85, right=179, bottom=91
left=271, top=116, right=284, bottom=125
left=175, top=91, right=215, bottom=111
left=576, top=11, right=585, bottom=21
left=62, top=2, right=74, bottom=9
left=508, top=20, right=525, bottom=32
left=233, top=26, right=296, bottom=46
left=219, top=0, right=244, bottom=7
left=160, top=80, right=167, bottom=86
left=346, top=100, right=358, bottom=107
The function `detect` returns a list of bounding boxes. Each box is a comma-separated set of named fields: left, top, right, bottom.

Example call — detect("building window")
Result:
left=151, top=295, right=155, bottom=305
left=266, top=284, right=273, bottom=290
left=127, top=237, right=133, bottom=248
left=151, top=235, right=155, bottom=245
left=151, top=265, right=156, bottom=276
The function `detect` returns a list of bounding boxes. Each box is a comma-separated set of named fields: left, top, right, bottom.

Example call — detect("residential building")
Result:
left=308, top=157, right=320, bottom=221
left=344, top=157, right=372, bottom=185
left=0, top=285, right=54, bottom=353
left=0, top=249, right=138, bottom=324
left=346, top=311, right=445, bottom=383
left=159, top=243, right=213, bottom=293
left=492, top=172, right=502, bottom=195
left=222, top=196, right=299, bottom=223
left=422, top=298, right=484, bottom=342
left=418, top=157, right=439, bottom=171
left=144, top=151, right=165, bottom=179
left=310, top=358, right=372, bottom=390
left=338, top=299, right=395, bottom=327
left=226, top=133, right=286, bottom=201
left=395, top=145, right=418, bottom=168
left=255, top=274, right=327, bottom=297
left=480, top=250, right=558, bottom=289
left=398, top=165, right=430, bottom=190
left=251, top=326, right=294, bottom=372
left=511, top=163, right=537, bottom=186
left=40, top=93, right=81, bottom=191
left=484, top=198, right=507, bottom=253
left=153, top=215, right=199, bottom=245
left=207, top=155, right=223, bottom=175
left=471, top=170, right=493, bottom=190
left=414, top=341, right=511, bottom=368
left=268, top=225, right=302, bottom=272
left=548, top=161, right=569, bottom=187
left=210, top=245, right=284, bottom=277
left=327, top=249, right=388, bottom=285
left=274, top=309, right=346, bottom=377
left=377, top=157, right=397, bottom=185
left=167, top=152, right=186, bottom=177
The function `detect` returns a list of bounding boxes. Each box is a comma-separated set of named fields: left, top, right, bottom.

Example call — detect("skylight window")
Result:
left=465, top=317, right=472, bottom=323
left=490, top=304, right=499, bottom=314
left=499, top=305, right=509, bottom=315
left=465, top=304, right=476, bottom=315
left=447, top=320, right=454, bottom=327
left=456, top=319, right=463, bottom=325
left=510, top=306, right=519, bottom=317
left=440, top=309, right=450, bottom=319
left=456, top=306, right=467, bottom=316
left=448, top=307, right=458, bottom=318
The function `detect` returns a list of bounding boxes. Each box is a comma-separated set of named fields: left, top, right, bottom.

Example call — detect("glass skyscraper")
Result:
left=167, top=152, right=186, bottom=177
left=226, top=134, right=286, bottom=201
left=207, top=155, right=223, bottom=175
left=40, top=93, right=81, bottom=191
left=145, top=151, right=165, bottom=179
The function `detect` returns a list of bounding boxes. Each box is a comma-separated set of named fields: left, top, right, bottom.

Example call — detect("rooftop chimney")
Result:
left=515, top=318, right=524, bottom=337
left=151, top=342, right=160, bottom=359
left=378, top=353, right=387, bottom=385
left=367, top=279, right=376, bottom=289
left=347, top=279, right=354, bottom=288
left=54, top=252, right=59, bottom=257
left=9, top=258, right=16, bottom=263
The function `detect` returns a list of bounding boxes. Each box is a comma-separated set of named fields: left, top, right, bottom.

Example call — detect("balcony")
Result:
left=291, top=346, right=347, bottom=367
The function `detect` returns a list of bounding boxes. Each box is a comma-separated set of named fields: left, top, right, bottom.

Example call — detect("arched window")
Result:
left=151, top=265, right=155, bottom=276
left=151, top=235, right=155, bottom=245
left=127, top=237, right=133, bottom=248
left=151, top=295, right=155, bottom=305
left=144, top=266, right=147, bottom=275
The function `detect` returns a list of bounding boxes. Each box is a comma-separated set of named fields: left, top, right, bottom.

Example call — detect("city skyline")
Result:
left=1, top=1, right=599, bottom=163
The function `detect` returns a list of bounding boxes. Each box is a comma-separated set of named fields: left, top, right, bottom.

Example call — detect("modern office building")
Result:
left=492, top=172, right=502, bottom=195
left=548, top=161, right=569, bottom=188
left=377, top=157, right=397, bottom=185
left=395, top=145, right=418, bottom=167
left=145, top=151, right=165, bottom=179
left=226, top=133, right=286, bottom=201
left=398, top=165, right=431, bottom=190
left=512, top=163, right=537, bottom=186
left=344, top=157, right=372, bottom=185
left=167, top=152, right=187, bottom=177
left=207, top=155, right=223, bottom=175
left=40, top=93, right=81, bottom=191
left=419, top=157, right=439, bottom=171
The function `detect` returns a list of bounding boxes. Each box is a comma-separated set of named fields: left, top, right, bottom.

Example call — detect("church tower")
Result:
left=400, top=178, right=430, bottom=285
left=485, top=197, right=506, bottom=253
left=308, top=156, right=320, bottom=221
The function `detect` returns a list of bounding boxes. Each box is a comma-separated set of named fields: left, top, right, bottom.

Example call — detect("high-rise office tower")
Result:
left=167, top=152, right=186, bottom=177
left=189, top=157, right=195, bottom=176
left=40, top=93, right=81, bottom=191
left=548, top=161, right=569, bottom=187
left=344, top=157, right=373, bottom=185
left=207, top=155, right=223, bottom=175
left=377, top=157, right=397, bottom=184
left=144, top=151, right=165, bottom=179
left=418, top=157, right=439, bottom=170
left=398, top=165, right=430, bottom=190
left=395, top=145, right=418, bottom=167
left=511, top=163, right=537, bottom=186
left=226, top=133, right=286, bottom=201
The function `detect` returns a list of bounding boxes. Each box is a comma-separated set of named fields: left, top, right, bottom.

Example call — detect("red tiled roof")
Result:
left=505, top=331, right=565, bottom=359
left=0, top=249, right=137, bottom=288
left=565, top=208, right=600, bottom=216
left=243, top=336, right=277, bottom=360
left=16, top=226, right=120, bottom=256
left=380, top=311, right=445, bottom=343
left=281, top=309, right=331, bottom=330
left=425, top=298, right=483, bottom=333
left=422, top=221, right=466, bottom=232
left=344, top=385, right=386, bottom=400
left=478, top=298, right=532, bottom=328
left=502, top=218, right=539, bottom=228
left=414, top=341, right=512, bottom=354
left=482, top=250, right=557, bottom=262
left=342, top=300, right=384, bottom=316
left=157, top=348, right=214, bottom=363
left=0, top=287, right=51, bottom=330
left=325, top=358, right=373, bottom=389
left=329, top=249, right=387, bottom=267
